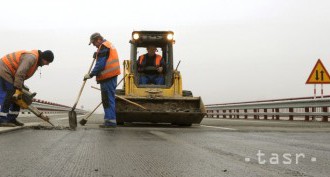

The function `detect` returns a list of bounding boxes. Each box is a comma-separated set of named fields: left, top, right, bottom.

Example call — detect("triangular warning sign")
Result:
left=306, top=59, right=330, bottom=84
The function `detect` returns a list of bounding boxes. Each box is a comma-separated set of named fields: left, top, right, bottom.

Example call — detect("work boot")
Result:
left=10, top=119, right=24, bottom=126
left=99, top=122, right=117, bottom=128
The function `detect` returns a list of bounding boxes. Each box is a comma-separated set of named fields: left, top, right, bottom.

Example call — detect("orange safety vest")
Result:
left=96, top=41, right=121, bottom=81
left=139, top=54, right=162, bottom=67
left=1, top=50, right=39, bottom=80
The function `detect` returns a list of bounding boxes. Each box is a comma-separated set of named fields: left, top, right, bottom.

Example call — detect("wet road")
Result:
left=0, top=115, right=330, bottom=177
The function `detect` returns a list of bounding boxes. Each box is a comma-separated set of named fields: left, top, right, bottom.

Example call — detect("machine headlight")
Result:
left=167, top=33, right=174, bottom=40
left=133, top=33, right=140, bottom=40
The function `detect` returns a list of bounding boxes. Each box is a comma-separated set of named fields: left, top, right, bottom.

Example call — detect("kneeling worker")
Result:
left=0, top=50, right=54, bottom=127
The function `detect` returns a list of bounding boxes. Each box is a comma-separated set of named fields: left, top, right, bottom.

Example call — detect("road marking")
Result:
left=311, top=157, right=317, bottom=162
left=238, top=120, right=280, bottom=124
left=24, top=122, right=41, bottom=126
left=211, top=119, right=282, bottom=124
left=200, top=125, right=237, bottom=131
left=0, top=122, right=40, bottom=133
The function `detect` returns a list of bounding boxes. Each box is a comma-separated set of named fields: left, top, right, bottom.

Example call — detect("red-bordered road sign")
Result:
left=306, top=59, right=330, bottom=84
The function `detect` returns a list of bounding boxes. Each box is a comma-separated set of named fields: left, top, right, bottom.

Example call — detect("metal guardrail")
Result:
left=205, top=97, right=330, bottom=122
left=19, top=100, right=87, bottom=116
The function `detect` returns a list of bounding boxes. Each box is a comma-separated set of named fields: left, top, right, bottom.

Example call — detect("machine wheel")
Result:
left=117, top=121, right=124, bottom=125
left=182, top=90, right=193, bottom=97
left=116, top=89, right=125, bottom=96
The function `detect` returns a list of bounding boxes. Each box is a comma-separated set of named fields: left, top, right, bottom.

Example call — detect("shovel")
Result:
left=79, top=77, right=147, bottom=126
left=79, top=89, right=146, bottom=126
left=69, top=58, right=96, bottom=130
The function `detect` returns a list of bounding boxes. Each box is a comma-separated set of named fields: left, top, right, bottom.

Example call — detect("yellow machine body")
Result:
left=116, top=31, right=206, bottom=126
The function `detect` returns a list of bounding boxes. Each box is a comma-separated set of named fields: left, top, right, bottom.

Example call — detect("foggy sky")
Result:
left=1, top=0, right=330, bottom=112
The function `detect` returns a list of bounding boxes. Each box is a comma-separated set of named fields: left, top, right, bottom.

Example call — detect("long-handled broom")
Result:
left=79, top=77, right=146, bottom=125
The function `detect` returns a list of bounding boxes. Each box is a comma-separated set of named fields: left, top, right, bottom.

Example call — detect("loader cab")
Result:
left=130, top=31, right=175, bottom=88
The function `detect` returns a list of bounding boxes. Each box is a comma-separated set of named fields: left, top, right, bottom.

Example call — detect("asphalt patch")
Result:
left=29, top=125, right=71, bottom=130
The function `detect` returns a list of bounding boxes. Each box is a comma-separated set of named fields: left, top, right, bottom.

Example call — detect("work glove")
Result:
left=83, top=73, right=92, bottom=81
left=157, top=67, right=163, bottom=73
left=12, top=89, right=23, bottom=100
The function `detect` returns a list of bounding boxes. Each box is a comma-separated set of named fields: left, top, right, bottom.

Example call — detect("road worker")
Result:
left=0, top=50, right=54, bottom=127
left=84, top=32, right=121, bottom=128
left=137, top=45, right=165, bottom=85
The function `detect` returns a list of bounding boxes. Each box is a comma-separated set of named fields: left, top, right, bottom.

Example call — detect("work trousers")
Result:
left=139, top=74, right=164, bottom=85
left=100, top=76, right=117, bottom=124
left=0, top=77, right=20, bottom=122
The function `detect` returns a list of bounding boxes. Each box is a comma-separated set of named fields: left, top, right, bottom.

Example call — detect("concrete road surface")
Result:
left=0, top=115, right=330, bottom=177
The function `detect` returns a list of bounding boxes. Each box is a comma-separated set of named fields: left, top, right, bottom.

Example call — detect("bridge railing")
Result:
left=19, top=99, right=87, bottom=116
left=205, top=96, right=330, bottom=122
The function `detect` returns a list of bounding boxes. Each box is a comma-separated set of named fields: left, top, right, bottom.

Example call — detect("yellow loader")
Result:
left=116, top=31, right=206, bottom=126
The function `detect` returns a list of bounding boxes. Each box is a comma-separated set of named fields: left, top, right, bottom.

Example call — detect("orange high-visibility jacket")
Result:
left=1, top=50, right=39, bottom=80
left=96, top=41, right=121, bottom=81
left=139, top=54, right=162, bottom=67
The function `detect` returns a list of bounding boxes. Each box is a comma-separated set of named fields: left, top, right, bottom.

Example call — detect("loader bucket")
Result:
left=115, top=96, right=206, bottom=126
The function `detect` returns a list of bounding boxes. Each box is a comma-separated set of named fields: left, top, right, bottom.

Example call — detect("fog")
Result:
left=1, top=0, right=330, bottom=111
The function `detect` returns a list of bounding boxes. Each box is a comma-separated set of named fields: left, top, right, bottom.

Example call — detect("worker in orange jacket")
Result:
left=0, top=50, right=54, bottom=127
left=84, top=33, right=121, bottom=128
left=137, top=45, right=165, bottom=85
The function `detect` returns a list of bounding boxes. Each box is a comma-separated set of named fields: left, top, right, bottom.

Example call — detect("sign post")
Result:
left=314, top=84, right=316, bottom=99
left=321, top=84, right=324, bottom=98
